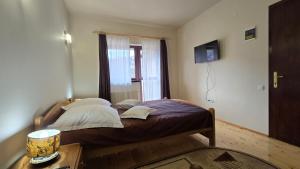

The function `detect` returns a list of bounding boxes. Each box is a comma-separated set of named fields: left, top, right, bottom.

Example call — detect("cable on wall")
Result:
left=205, top=62, right=216, bottom=103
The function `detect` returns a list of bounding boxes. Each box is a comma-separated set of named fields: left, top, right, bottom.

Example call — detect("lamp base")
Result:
left=30, top=151, right=59, bottom=164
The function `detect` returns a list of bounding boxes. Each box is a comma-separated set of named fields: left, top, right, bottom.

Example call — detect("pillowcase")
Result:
left=48, top=105, right=123, bottom=131
left=115, top=99, right=141, bottom=110
left=120, top=106, right=155, bottom=120
left=62, top=98, right=111, bottom=110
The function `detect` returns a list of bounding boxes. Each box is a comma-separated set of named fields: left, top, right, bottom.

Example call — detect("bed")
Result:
left=34, top=99, right=215, bottom=159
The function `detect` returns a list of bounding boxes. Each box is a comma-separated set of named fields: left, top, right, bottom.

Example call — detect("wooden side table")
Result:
left=11, top=143, right=83, bottom=169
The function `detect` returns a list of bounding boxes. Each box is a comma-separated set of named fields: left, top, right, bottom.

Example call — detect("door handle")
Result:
left=273, top=71, right=284, bottom=88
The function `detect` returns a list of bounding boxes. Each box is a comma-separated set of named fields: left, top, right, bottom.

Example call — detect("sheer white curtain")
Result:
left=107, top=35, right=132, bottom=103
left=141, top=38, right=161, bottom=101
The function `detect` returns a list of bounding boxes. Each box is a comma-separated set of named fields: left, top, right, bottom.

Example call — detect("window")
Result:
left=130, top=45, right=142, bottom=82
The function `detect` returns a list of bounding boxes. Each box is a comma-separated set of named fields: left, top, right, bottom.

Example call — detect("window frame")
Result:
left=130, top=45, right=142, bottom=82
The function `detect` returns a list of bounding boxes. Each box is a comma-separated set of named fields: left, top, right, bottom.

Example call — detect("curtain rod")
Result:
left=93, top=31, right=166, bottom=40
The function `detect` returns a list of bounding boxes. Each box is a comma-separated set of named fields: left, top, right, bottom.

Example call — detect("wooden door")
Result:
left=269, top=0, right=300, bottom=146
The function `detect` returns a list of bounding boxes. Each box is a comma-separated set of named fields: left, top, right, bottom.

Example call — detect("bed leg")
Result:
left=207, top=130, right=216, bottom=147
left=208, top=108, right=216, bottom=147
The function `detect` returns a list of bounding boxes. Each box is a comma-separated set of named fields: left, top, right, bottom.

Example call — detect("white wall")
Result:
left=177, top=0, right=280, bottom=134
left=70, top=14, right=178, bottom=99
left=0, top=0, right=72, bottom=168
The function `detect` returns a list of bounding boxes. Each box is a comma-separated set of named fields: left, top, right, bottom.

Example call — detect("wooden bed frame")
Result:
left=34, top=99, right=215, bottom=160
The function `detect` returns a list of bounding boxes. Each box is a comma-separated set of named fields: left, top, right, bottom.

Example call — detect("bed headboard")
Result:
left=34, top=100, right=71, bottom=130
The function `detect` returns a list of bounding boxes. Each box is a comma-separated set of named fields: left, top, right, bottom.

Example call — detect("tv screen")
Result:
left=194, top=40, right=220, bottom=63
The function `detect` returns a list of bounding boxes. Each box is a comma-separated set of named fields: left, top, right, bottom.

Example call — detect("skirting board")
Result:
left=216, top=118, right=268, bottom=137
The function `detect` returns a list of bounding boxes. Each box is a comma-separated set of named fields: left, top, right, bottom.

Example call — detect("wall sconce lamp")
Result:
left=64, top=31, right=72, bottom=44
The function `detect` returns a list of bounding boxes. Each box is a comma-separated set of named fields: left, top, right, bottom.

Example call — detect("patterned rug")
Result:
left=136, top=147, right=279, bottom=169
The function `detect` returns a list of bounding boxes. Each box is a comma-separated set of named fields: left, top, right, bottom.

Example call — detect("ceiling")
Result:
left=64, top=0, right=221, bottom=27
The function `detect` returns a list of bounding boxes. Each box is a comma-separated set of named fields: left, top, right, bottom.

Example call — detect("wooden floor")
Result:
left=214, top=120, right=300, bottom=169
left=86, top=120, right=300, bottom=169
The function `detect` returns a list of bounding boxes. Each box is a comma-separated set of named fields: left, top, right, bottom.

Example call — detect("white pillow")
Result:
left=62, top=98, right=111, bottom=110
left=49, top=105, right=123, bottom=131
left=120, top=106, right=155, bottom=120
left=115, top=99, right=141, bottom=110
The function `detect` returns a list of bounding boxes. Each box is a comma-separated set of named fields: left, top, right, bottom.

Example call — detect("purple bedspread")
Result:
left=60, top=99, right=213, bottom=146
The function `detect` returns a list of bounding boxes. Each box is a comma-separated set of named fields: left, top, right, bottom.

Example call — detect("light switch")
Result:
left=257, top=84, right=265, bottom=91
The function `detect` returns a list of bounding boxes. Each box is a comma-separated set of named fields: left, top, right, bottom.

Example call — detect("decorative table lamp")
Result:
left=26, top=129, right=61, bottom=164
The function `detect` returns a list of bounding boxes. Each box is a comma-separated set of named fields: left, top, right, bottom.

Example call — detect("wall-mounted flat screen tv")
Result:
left=194, top=40, right=220, bottom=63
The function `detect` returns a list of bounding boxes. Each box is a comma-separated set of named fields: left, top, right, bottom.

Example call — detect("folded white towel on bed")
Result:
left=120, top=106, right=155, bottom=120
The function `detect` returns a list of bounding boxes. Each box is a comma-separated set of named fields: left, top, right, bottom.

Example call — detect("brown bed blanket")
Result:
left=60, top=99, right=212, bottom=146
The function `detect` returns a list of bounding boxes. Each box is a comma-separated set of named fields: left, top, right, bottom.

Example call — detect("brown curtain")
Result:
left=160, top=39, right=171, bottom=99
left=98, top=34, right=111, bottom=101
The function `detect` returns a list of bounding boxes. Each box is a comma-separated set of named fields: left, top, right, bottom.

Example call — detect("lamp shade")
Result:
left=26, top=129, right=60, bottom=158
